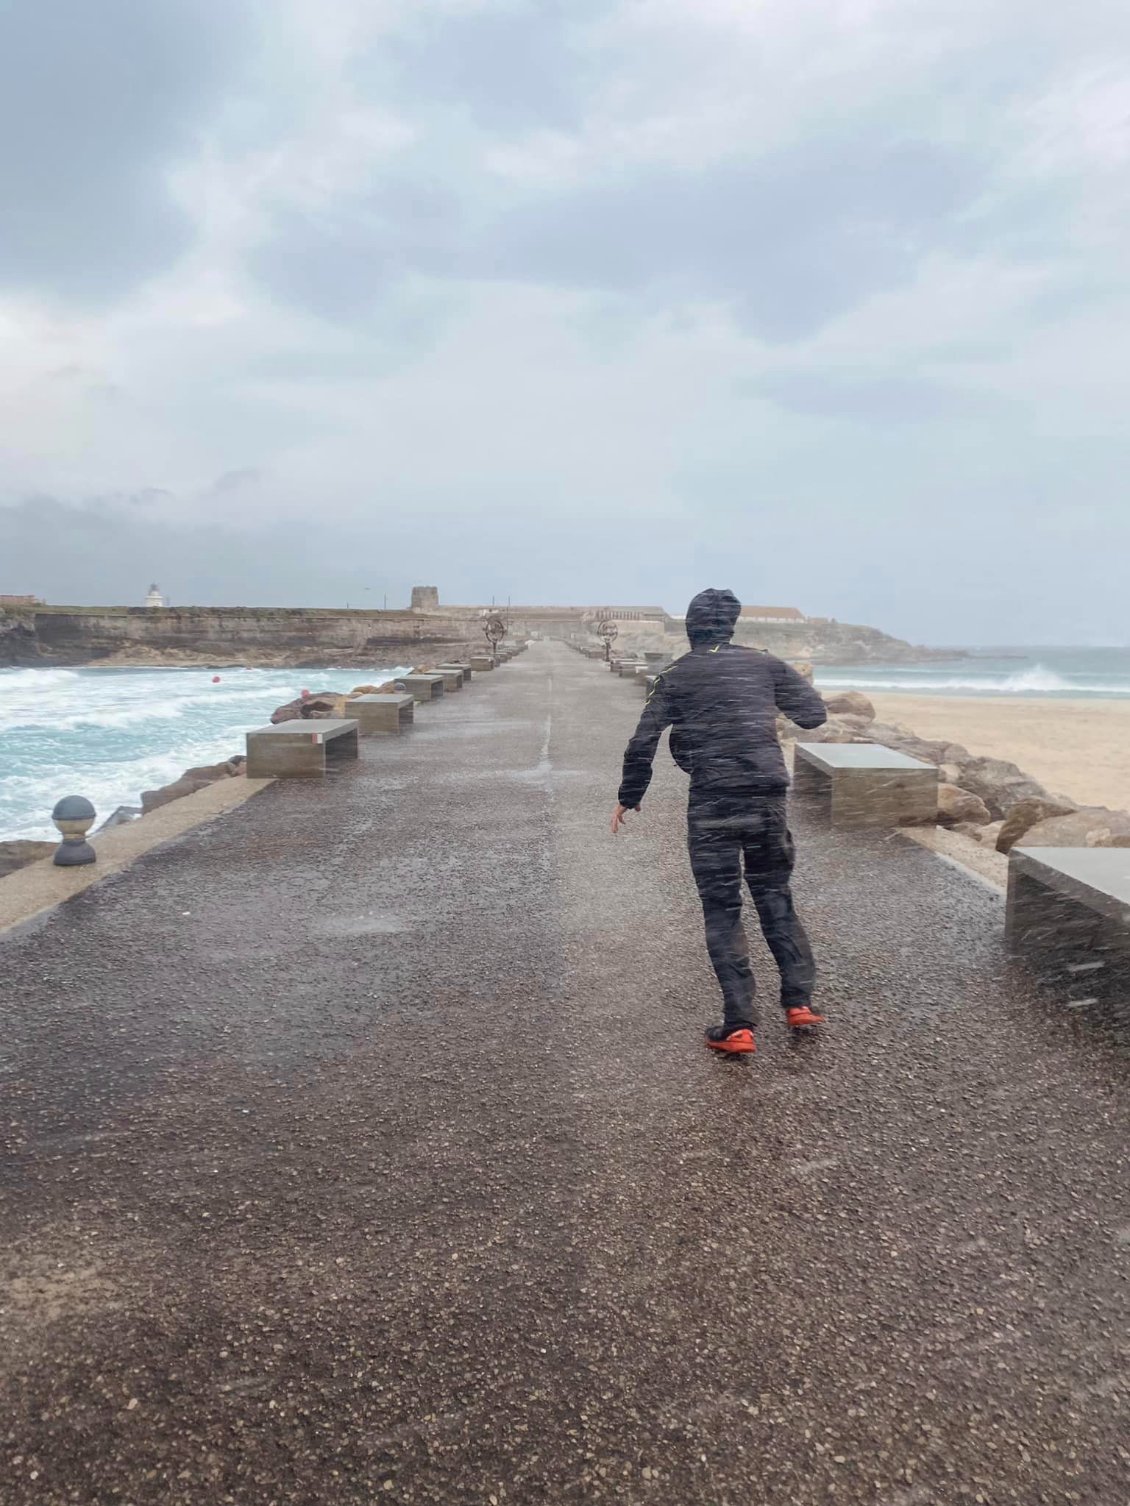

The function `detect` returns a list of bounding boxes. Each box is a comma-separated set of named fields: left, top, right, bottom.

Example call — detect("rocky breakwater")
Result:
left=784, top=691, right=1130, bottom=852
left=0, top=668, right=450, bottom=879
left=267, top=669, right=434, bottom=725
left=0, top=758, right=251, bottom=879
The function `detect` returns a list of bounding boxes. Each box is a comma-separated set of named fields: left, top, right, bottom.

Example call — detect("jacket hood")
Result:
left=685, top=588, right=742, bottom=645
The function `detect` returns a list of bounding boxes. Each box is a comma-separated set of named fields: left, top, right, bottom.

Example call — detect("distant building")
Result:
left=739, top=605, right=806, bottom=623
left=0, top=594, right=43, bottom=608
left=146, top=583, right=167, bottom=608
left=411, top=586, right=440, bottom=612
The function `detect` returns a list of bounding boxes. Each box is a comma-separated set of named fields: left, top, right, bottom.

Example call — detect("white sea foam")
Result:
left=816, top=662, right=1130, bottom=696
left=0, top=662, right=411, bottom=839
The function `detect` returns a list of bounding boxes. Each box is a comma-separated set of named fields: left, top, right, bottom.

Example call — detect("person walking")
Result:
left=611, top=589, right=828, bottom=1055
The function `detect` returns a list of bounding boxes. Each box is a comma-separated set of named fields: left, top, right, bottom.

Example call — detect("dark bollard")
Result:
left=52, top=795, right=97, bottom=866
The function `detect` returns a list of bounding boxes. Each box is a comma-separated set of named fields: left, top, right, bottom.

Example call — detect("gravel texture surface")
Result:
left=2, top=642, right=1127, bottom=1506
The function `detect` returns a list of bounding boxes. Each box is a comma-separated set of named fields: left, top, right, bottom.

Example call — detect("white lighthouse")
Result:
left=145, top=583, right=166, bottom=609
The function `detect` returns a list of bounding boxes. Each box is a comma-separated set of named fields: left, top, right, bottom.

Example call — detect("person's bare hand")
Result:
left=611, top=803, right=639, bottom=835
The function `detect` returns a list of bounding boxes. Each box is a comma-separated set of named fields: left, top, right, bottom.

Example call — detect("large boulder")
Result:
left=140, top=754, right=244, bottom=814
left=803, top=716, right=863, bottom=744
left=832, top=713, right=875, bottom=736
left=270, top=692, right=342, bottom=724
left=995, top=797, right=1078, bottom=855
left=0, top=840, right=56, bottom=879
left=821, top=690, right=876, bottom=721
left=141, top=777, right=213, bottom=814
left=950, top=821, right=991, bottom=840
left=181, top=760, right=241, bottom=783
left=96, top=805, right=142, bottom=833
left=953, top=756, right=1049, bottom=819
left=939, top=742, right=971, bottom=765
left=867, top=722, right=951, bottom=766
left=936, top=784, right=992, bottom=827
left=1014, top=807, right=1130, bottom=849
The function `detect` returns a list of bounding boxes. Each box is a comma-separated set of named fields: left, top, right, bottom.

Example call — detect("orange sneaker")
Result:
left=785, top=1006, right=825, bottom=1033
left=705, top=1024, right=757, bottom=1054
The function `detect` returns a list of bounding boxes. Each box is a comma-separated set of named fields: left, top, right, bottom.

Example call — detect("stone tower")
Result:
left=145, top=583, right=166, bottom=608
left=410, top=586, right=440, bottom=612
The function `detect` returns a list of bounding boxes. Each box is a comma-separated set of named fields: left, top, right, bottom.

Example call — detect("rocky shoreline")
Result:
left=801, top=690, right=1130, bottom=851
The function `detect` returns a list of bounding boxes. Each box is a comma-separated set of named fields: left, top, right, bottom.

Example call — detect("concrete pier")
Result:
left=1, top=643, right=1126, bottom=1506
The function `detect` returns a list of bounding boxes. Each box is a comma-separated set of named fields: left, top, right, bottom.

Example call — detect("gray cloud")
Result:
left=0, top=0, right=250, bottom=302
left=373, top=0, right=601, bottom=134
left=2, top=0, right=1130, bottom=645
left=253, top=180, right=464, bottom=322
left=475, top=140, right=982, bottom=341
left=745, top=370, right=1019, bottom=424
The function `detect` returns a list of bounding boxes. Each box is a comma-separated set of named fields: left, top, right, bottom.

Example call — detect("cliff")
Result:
left=1, top=603, right=954, bottom=670
left=609, top=616, right=957, bottom=665
left=0, top=606, right=478, bottom=668
left=730, top=618, right=960, bottom=665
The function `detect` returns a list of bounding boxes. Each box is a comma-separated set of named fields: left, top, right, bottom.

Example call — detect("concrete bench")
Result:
left=396, top=674, right=445, bottom=703
left=349, top=694, right=414, bottom=735
left=794, top=742, right=938, bottom=829
left=246, top=718, right=360, bottom=779
left=429, top=667, right=464, bottom=693
left=437, top=663, right=472, bottom=686
left=1006, top=848, right=1130, bottom=962
left=469, top=656, right=495, bottom=672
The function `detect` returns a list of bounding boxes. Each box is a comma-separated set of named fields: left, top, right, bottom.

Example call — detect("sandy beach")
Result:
left=870, top=694, right=1130, bottom=810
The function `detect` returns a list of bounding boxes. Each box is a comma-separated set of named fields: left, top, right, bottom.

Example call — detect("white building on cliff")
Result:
left=145, top=583, right=166, bottom=608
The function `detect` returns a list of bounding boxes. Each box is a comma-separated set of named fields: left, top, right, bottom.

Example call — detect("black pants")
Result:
left=687, top=793, right=816, bottom=1027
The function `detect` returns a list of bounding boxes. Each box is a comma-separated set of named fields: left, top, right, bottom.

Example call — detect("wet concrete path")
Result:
left=2, top=643, right=1127, bottom=1505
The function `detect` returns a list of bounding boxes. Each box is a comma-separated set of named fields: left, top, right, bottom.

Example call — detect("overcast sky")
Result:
left=2, top=0, right=1129, bottom=644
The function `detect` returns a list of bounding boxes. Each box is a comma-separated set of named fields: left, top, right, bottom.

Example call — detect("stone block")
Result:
left=437, top=663, right=472, bottom=686
left=246, top=719, right=360, bottom=779
left=350, top=694, right=414, bottom=735
left=794, top=742, right=938, bottom=829
left=396, top=674, right=445, bottom=703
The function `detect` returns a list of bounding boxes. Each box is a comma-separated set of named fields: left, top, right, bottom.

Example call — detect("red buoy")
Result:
left=301, top=688, right=311, bottom=700
left=212, top=675, right=221, bottom=684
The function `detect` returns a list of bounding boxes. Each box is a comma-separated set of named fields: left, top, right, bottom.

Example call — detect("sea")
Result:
left=3, top=648, right=1130, bottom=844
left=0, top=663, right=410, bottom=842
left=815, top=647, right=1130, bottom=700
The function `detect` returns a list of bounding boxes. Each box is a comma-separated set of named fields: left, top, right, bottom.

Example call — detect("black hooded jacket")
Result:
left=617, top=590, right=828, bottom=808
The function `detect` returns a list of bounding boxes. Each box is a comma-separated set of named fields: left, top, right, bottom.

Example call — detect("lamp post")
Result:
left=483, top=613, right=506, bottom=668
left=598, top=618, right=618, bottom=664
left=52, top=795, right=97, bottom=866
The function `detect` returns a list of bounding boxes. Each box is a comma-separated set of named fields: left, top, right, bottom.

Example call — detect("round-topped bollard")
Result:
left=52, top=795, right=97, bottom=867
